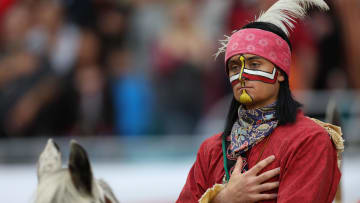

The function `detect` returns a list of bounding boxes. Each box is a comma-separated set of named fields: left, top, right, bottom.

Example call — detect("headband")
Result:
left=225, top=28, right=291, bottom=76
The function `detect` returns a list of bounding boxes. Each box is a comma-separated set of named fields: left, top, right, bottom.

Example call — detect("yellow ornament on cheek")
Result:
left=239, top=89, right=253, bottom=104
left=238, top=55, right=253, bottom=104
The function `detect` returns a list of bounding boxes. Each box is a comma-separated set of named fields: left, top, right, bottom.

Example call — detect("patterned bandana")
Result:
left=225, top=102, right=278, bottom=174
left=225, top=28, right=291, bottom=76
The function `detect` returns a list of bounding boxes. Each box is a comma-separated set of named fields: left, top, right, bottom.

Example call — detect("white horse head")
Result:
left=35, top=139, right=119, bottom=203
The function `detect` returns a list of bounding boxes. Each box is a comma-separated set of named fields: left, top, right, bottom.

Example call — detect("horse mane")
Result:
left=35, top=139, right=119, bottom=203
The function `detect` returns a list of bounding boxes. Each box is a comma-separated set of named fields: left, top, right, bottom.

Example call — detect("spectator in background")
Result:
left=152, top=0, right=210, bottom=134
left=64, top=0, right=96, bottom=28
left=95, top=1, right=131, bottom=65
left=334, top=0, right=360, bottom=89
left=128, top=0, right=168, bottom=79
left=107, top=47, right=154, bottom=135
left=0, top=0, right=15, bottom=28
left=27, top=0, right=80, bottom=76
left=73, top=65, right=112, bottom=134
left=308, top=4, right=347, bottom=90
left=48, top=30, right=114, bottom=135
left=0, top=3, right=59, bottom=137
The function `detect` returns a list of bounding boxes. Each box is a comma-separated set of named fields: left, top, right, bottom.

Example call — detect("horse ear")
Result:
left=97, top=179, right=120, bottom=203
left=37, top=139, right=62, bottom=181
left=68, top=140, right=93, bottom=196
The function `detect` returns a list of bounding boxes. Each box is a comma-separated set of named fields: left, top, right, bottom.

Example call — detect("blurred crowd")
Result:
left=0, top=0, right=358, bottom=137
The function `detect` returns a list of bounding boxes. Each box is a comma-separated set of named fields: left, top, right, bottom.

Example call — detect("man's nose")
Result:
left=238, top=71, right=246, bottom=82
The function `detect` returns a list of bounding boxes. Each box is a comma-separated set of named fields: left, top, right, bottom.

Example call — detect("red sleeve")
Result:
left=176, top=141, right=210, bottom=203
left=277, top=129, right=341, bottom=203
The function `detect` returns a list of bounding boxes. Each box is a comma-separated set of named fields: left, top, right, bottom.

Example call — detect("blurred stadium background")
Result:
left=0, top=0, right=359, bottom=202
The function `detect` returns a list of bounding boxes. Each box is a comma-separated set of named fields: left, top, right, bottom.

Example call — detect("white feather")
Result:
left=215, top=0, right=329, bottom=59
left=214, top=35, right=231, bottom=59
left=255, top=0, right=329, bottom=36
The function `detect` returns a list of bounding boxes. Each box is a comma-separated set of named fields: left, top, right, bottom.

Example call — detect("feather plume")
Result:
left=255, top=0, right=329, bottom=36
left=214, top=34, right=231, bottom=59
left=215, top=0, right=329, bottom=59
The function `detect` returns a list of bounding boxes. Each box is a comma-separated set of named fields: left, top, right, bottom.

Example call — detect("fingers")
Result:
left=254, top=181, right=280, bottom=193
left=248, top=155, right=275, bottom=175
left=232, top=156, right=243, bottom=175
left=252, top=193, right=278, bottom=202
left=256, top=167, right=280, bottom=183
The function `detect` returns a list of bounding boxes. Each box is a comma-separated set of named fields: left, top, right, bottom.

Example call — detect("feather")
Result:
left=255, top=0, right=329, bottom=36
left=215, top=0, right=329, bottom=59
left=214, top=34, right=231, bottom=59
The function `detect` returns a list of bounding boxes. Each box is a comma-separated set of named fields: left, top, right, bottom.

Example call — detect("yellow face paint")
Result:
left=238, top=56, right=253, bottom=104
left=238, top=55, right=245, bottom=81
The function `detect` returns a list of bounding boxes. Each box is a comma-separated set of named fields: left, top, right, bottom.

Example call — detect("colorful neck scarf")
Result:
left=224, top=102, right=278, bottom=177
left=228, top=102, right=278, bottom=157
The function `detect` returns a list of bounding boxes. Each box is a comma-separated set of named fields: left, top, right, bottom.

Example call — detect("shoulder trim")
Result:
left=308, top=117, right=344, bottom=167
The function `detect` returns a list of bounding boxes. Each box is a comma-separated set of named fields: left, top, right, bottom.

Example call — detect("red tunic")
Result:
left=177, top=112, right=341, bottom=203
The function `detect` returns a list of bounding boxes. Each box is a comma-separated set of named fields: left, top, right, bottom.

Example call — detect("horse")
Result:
left=35, top=139, right=119, bottom=203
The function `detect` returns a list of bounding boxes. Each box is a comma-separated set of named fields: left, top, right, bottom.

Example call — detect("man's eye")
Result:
left=249, top=63, right=260, bottom=68
left=230, top=65, right=239, bottom=71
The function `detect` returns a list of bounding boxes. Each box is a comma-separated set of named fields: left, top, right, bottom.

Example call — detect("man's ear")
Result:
left=277, top=70, right=285, bottom=82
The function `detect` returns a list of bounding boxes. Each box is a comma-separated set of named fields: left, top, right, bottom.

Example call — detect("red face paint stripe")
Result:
left=231, top=79, right=240, bottom=87
left=242, top=71, right=278, bottom=84
left=243, top=68, right=276, bottom=79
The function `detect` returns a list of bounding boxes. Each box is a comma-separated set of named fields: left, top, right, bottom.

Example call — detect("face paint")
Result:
left=242, top=67, right=278, bottom=84
left=239, top=82, right=253, bottom=104
left=229, top=57, right=278, bottom=87
left=232, top=56, right=253, bottom=104
left=230, top=74, right=241, bottom=86
left=228, top=55, right=279, bottom=104
left=229, top=55, right=245, bottom=87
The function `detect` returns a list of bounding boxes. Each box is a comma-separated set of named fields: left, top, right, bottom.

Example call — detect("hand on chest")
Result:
left=246, top=138, right=281, bottom=183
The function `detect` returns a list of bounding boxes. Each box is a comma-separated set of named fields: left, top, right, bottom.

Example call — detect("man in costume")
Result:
left=176, top=0, right=344, bottom=202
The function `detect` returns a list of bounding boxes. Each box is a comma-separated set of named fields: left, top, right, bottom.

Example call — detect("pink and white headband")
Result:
left=225, top=28, right=291, bottom=76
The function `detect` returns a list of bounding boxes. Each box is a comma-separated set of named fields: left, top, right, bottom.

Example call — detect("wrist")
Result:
left=211, top=186, right=229, bottom=203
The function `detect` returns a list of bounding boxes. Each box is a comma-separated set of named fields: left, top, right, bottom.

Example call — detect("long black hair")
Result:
left=223, top=22, right=302, bottom=137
